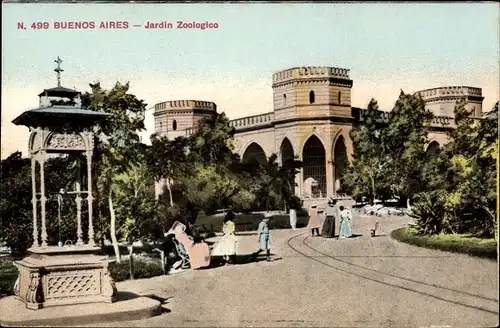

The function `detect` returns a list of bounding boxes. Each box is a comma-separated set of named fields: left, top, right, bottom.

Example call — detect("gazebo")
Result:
left=11, top=57, right=117, bottom=309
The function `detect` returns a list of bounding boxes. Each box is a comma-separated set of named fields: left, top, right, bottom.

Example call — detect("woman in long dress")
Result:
left=211, top=211, right=237, bottom=264
left=338, top=205, right=352, bottom=239
left=321, top=199, right=337, bottom=238
left=307, top=204, right=322, bottom=237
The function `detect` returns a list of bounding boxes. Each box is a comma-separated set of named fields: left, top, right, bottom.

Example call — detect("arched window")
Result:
left=283, top=94, right=287, bottom=106
left=172, top=119, right=177, bottom=131
left=338, top=91, right=341, bottom=104
left=159, top=122, right=163, bottom=133
left=309, top=90, right=315, bottom=104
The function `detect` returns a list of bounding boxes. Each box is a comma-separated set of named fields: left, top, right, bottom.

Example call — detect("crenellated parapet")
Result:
left=229, top=112, right=275, bottom=129
left=415, top=86, right=483, bottom=101
left=154, top=100, right=217, bottom=114
left=358, top=109, right=457, bottom=128
left=272, top=66, right=351, bottom=88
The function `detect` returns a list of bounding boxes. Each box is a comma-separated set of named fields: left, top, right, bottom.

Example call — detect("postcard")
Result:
left=1, top=2, right=498, bottom=327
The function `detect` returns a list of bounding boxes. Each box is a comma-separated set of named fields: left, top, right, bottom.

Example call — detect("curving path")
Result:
left=86, top=216, right=499, bottom=327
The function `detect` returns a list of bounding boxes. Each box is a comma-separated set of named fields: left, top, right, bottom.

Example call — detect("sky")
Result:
left=2, top=3, right=499, bottom=158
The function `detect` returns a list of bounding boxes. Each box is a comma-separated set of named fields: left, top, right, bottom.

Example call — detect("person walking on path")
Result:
left=253, top=214, right=272, bottom=261
left=338, top=205, right=353, bottom=239
left=211, top=211, right=237, bottom=265
left=321, top=199, right=338, bottom=238
left=307, top=204, right=322, bottom=237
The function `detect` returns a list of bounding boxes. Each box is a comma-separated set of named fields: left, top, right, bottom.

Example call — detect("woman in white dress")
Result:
left=211, top=211, right=237, bottom=264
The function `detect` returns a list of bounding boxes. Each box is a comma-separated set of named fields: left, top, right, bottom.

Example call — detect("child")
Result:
left=307, top=204, right=322, bottom=237
left=254, top=214, right=272, bottom=261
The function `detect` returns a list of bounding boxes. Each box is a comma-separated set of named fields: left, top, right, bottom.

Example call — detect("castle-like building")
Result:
left=153, top=66, right=484, bottom=205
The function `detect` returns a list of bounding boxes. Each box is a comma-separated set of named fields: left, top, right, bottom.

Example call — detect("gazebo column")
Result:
left=86, top=150, right=95, bottom=246
left=39, top=153, right=48, bottom=247
left=31, top=156, right=39, bottom=248
left=75, top=161, right=84, bottom=246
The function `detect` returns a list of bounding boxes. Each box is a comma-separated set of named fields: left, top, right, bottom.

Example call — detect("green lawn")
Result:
left=0, top=257, right=18, bottom=297
left=391, top=227, right=498, bottom=260
left=194, top=212, right=309, bottom=233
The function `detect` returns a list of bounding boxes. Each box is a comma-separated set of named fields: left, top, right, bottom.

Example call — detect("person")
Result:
left=307, top=204, right=322, bottom=237
left=321, top=199, right=337, bottom=238
left=338, top=205, right=352, bottom=239
left=211, top=211, right=237, bottom=265
left=254, top=213, right=272, bottom=261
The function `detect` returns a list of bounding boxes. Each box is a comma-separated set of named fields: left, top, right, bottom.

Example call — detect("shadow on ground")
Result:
left=142, top=293, right=173, bottom=314
left=208, top=253, right=283, bottom=267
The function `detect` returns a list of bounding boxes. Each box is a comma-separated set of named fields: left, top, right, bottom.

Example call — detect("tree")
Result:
left=81, top=81, right=148, bottom=263
left=177, top=164, right=241, bottom=219
left=412, top=100, right=498, bottom=237
left=0, top=152, right=32, bottom=256
left=383, top=91, right=434, bottom=205
left=187, top=113, right=239, bottom=166
left=0, top=152, right=80, bottom=255
left=242, top=154, right=303, bottom=212
left=148, top=135, right=192, bottom=206
left=342, top=99, right=393, bottom=203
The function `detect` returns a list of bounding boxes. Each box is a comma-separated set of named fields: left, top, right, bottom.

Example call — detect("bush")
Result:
left=194, top=212, right=309, bottom=232
left=0, top=257, right=18, bottom=297
left=391, top=227, right=497, bottom=260
left=109, top=258, right=164, bottom=282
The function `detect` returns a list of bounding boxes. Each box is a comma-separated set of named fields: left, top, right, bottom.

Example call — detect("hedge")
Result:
left=195, top=213, right=309, bottom=233
left=109, top=258, right=165, bottom=282
left=0, top=257, right=18, bottom=297
left=391, top=227, right=498, bottom=260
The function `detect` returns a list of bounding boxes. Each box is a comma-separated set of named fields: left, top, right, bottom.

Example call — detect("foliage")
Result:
left=412, top=100, right=498, bottom=237
left=382, top=91, right=434, bottom=203
left=0, top=152, right=81, bottom=255
left=0, top=257, right=18, bottom=297
left=109, top=258, right=164, bottom=282
left=186, top=113, right=239, bottom=166
left=112, top=146, right=160, bottom=243
left=391, top=227, right=497, bottom=260
left=343, top=99, right=393, bottom=203
left=343, top=92, right=433, bottom=204
left=81, top=82, right=152, bottom=262
left=239, top=154, right=303, bottom=212
left=194, top=213, right=310, bottom=233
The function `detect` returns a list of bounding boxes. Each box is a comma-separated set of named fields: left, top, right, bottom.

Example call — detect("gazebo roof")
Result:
left=12, top=105, right=109, bottom=127
left=37, top=86, right=80, bottom=98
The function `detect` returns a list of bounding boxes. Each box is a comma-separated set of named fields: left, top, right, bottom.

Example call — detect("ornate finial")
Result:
left=54, top=56, right=64, bottom=87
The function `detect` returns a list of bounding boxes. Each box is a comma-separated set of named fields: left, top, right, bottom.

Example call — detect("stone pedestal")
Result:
left=13, top=246, right=117, bottom=309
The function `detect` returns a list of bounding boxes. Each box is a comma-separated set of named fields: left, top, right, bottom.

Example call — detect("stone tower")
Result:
left=269, top=66, right=355, bottom=201
left=153, top=100, right=217, bottom=139
left=272, top=66, right=353, bottom=120
left=415, top=86, right=484, bottom=118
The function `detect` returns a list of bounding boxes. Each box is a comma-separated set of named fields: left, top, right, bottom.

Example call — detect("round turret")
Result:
left=153, top=100, right=217, bottom=139
left=415, top=86, right=484, bottom=117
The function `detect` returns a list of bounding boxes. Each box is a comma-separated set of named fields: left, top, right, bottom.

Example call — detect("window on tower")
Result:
left=283, top=94, right=287, bottom=106
left=172, top=119, right=177, bottom=131
left=159, top=122, right=163, bottom=133
left=338, top=91, right=341, bottom=104
left=309, top=90, right=315, bottom=104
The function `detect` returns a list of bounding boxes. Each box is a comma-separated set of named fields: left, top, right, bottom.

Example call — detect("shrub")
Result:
left=410, top=192, right=451, bottom=235
left=391, top=227, right=497, bottom=260
left=0, top=257, right=18, bottom=297
left=109, top=258, right=164, bottom=282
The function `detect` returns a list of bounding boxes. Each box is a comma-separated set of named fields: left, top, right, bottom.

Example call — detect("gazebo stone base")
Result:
left=13, top=246, right=117, bottom=309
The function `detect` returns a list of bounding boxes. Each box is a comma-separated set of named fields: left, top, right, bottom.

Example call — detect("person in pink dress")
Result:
left=307, top=204, right=322, bottom=237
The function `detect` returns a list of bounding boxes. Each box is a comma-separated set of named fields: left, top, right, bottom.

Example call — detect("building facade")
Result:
left=153, top=66, right=484, bottom=205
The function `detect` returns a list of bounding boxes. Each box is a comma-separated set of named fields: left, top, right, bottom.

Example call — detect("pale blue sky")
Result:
left=2, top=3, right=498, bottom=157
